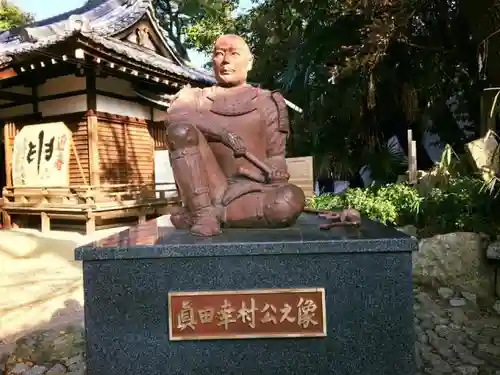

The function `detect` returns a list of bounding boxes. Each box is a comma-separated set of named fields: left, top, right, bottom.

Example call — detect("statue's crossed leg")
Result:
left=167, top=122, right=305, bottom=236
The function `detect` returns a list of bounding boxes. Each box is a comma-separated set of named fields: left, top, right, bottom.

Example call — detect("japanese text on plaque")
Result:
left=168, top=288, right=325, bottom=341
left=12, top=122, right=71, bottom=187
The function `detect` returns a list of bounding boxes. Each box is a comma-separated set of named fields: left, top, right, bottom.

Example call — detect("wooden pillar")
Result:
left=480, top=92, right=486, bottom=137
left=480, top=89, right=499, bottom=137
left=138, top=208, right=147, bottom=223
left=4, top=122, right=13, bottom=188
left=407, top=129, right=417, bottom=185
left=1, top=121, right=13, bottom=228
left=86, top=212, right=96, bottom=234
left=86, top=59, right=99, bottom=187
left=41, top=212, right=50, bottom=233
left=85, top=58, right=97, bottom=112
left=87, top=113, right=100, bottom=187
left=31, top=84, right=39, bottom=114
left=1, top=210, right=12, bottom=229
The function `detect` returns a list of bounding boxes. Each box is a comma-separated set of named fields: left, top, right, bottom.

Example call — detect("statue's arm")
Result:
left=165, top=110, right=227, bottom=142
left=166, top=87, right=227, bottom=142
left=263, top=91, right=290, bottom=176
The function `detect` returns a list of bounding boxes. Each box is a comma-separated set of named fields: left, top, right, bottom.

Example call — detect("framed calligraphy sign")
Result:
left=12, top=122, right=71, bottom=187
left=168, top=288, right=326, bottom=341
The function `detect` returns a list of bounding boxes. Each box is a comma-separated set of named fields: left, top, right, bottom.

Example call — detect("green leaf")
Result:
left=0, top=0, right=33, bottom=30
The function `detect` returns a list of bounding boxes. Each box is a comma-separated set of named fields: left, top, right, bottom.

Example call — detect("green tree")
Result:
left=236, top=0, right=500, bottom=180
left=154, top=0, right=240, bottom=60
left=0, top=0, right=33, bottom=30
left=161, top=0, right=500, bottom=183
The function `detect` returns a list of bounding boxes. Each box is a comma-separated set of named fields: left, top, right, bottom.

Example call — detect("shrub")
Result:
left=309, top=177, right=500, bottom=235
left=418, top=177, right=498, bottom=234
left=309, top=183, right=420, bottom=225
left=341, top=188, right=398, bottom=225
left=374, top=183, right=422, bottom=225
left=308, top=193, right=344, bottom=211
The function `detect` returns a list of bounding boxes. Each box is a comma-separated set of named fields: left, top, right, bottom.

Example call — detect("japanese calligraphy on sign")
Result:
left=12, top=122, right=71, bottom=187
left=168, top=288, right=326, bottom=341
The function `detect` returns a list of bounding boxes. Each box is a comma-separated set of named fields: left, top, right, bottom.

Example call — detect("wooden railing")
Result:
left=1, top=182, right=179, bottom=207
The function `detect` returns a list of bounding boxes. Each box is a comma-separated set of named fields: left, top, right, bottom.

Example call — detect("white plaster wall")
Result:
left=0, top=76, right=155, bottom=119
left=39, top=95, right=87, bottom=117
left=96, top=95, right=151, bottom=119
left=96, top=76, right=136, bottom=96
left=152, top=108, right=168, bottom=121
left=8, top=85, right=31, bottom=94
left=0, top=104, right=34, bottom=119
left=38, top=76, right=86, bottom=96
left=0, top=77, right=88, bottom=118
left=0, top=85, right=33, bottom=118
left=96, top=77, right=154, bottom=119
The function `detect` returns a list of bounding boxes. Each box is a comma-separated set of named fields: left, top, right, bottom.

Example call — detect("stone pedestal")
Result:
left=75, top=214, right=418, bottom=375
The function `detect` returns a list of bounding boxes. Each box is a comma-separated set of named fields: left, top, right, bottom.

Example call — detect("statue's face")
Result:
left=212, top=35, right=253, bottom=87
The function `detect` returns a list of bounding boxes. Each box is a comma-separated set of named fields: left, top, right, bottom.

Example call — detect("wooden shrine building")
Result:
left=0, top=0, right=215, bottom=232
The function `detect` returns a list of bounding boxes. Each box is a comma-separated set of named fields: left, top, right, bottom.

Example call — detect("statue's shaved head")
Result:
left=213, top=34, right=252, bottom=58
left=212, top=34, right=253, bottom=87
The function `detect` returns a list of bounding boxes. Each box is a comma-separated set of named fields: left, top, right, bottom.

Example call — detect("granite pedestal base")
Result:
left=75, top=213, right=418, bottom=375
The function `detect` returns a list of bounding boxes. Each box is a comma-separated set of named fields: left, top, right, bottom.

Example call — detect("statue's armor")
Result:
left=166, top=84, right=303, bottom=235
left=169, top=85, right=289, bottom=182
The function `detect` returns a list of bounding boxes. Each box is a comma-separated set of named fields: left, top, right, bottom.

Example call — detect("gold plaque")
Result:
left=168, top=288, right=326, bottom=341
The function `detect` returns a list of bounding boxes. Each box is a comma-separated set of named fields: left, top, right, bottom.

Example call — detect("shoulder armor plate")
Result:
left=270, top=90, right=289, bottom=134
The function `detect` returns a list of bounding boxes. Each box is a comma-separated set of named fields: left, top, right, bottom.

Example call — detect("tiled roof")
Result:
left=0, top=31, right=75, bottom=63
left=0, top=30, right=215, bottom=84
left=0, top=0, right=216, bottom=85
left=0, top=0, right=152, bottom=44
left=85, top=33, right=216, bottom=84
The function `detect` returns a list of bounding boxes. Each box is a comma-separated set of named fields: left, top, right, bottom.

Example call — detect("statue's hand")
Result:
left=222, top=131, right=247, bottom=157
left=268, top=169, right=290, bottom=183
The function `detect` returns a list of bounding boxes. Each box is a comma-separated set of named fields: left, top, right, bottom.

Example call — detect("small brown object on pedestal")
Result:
left=303, top=207, right=361, bottom=230
left=165, top=34, right=305, bottom=236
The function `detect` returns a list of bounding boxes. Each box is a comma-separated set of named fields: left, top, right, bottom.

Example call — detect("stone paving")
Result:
left=1, top=284, right=499, bottom=374
left=414, top=285, right=500, bottom=375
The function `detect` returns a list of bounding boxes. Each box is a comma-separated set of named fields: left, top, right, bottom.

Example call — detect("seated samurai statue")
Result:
left=165, top=34, right=306, bottom=236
